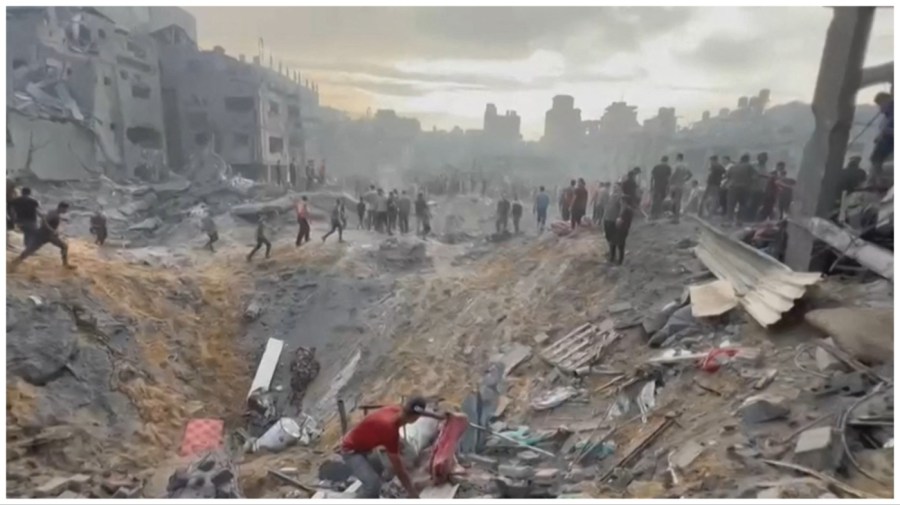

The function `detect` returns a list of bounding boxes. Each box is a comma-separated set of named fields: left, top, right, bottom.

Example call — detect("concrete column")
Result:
left=784, top=7, right=874, bottom=272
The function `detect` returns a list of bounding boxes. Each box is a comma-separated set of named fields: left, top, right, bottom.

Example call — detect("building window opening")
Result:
left=268, top=136, right=283, bottom=153
left=225, top=96, right=254, bottom=112
left=126, top=126, right=163, bottom=149
left=195, top=132, right=209, bottom=146
left=119, top=69, right=129, bottom=80
left=268, top=100, right=279, bottom=115
left=288, top=105, right=300, bottom=118
left=98, top=28, right=106, bottom=39
left=103, top=76, right=112, bottom=86
left=131, top=84, right=151, bottom=99
left=12, top=58, right=27, bottom=70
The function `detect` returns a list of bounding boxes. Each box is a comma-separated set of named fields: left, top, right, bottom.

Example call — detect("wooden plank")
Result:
left=543, top=323, right=592, bottom=355
left=247, top=338, right=284, bottom=398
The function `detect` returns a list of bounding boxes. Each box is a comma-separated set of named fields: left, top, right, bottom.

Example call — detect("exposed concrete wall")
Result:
left=94, top=7, right=197, bottom=41
left=7, top=112, right=96, bottom=181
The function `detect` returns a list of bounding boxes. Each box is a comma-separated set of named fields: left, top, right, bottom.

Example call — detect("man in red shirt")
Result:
left=340, top=396, right=444, bottom=498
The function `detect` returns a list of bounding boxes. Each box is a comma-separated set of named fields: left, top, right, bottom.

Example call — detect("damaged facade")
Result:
left=7, top=6, right=169, bottom=180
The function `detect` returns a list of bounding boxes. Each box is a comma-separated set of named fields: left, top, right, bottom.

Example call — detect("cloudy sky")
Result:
left=187, top=7, right=894, bottom=140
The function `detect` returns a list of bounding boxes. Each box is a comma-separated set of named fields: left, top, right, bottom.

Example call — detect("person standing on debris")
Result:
left=322, top=198, right=345, bottom=243
left=295, top=196, right=311, bottom=247
left=496, top=194, right=511, bottom=233
left=758, top=161, right=785, bottom=221
left=10, top=201, right=72, bottom=271
left=669, top=154, right=692, bottom=223
left=611, top=168, right=640, bottom=265
left=719, top=155, right=734, bottom=215
left=511, top=197, right=524, bottom=234
left=340, top=397, right=446, bottom=499
left=592, top=181, right=609, bottom=224
left=415, top=192, right=431, bottom=236
left=90, top=207, right=108, bottom=246
left=725, top=154, right=754, bottom=225
left=290, top=346, right=320, bottom=407
left=533, top=185, right=550, bottom=233
left=746, top=152, right=768, bottom=222
left=7, top=180, right=17, bottom=234
left=685, top=180, right=702, bottom=215
left=375, top=188, right=389, bottom=234
left=397, top=190, right=412, bottom=234
left=571, top=178, right=589, bottom=228
left=247, top=215, right=272, bottom=261
left=356, top=195, right=366, bottom=230
left=871, top=91, right=893, bottom=184
left=776, top=168, right=794, bottom=220
left=650, top=156, right=672, bottom=220
left=10, top=186, right=40, bottom=247
left=305, top=160, right=316, bottom=191
left=201, top=212, right=218, bottom=252
left=364, top=185, right=378, bottom=230
left=386, top=190, right=399, bottom=235
left=319, top=160, right=327, bottom=185
left=699, top=155, right=725, bottom=218
left=560, top=179, right=576, bottom=221
left=603, top=182, right=625, bottom=263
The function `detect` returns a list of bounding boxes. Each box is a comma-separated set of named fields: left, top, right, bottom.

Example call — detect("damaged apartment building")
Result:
left=6, top=6, right=319, bottom=185
left=6, top=7, right=177, bottom=181
left=153, top=30, right=320, bottom=185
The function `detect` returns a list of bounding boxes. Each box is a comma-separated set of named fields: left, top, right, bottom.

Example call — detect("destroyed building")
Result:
left=542, top=95, right=583, bottom=153
left=7, top=7, right=170, bottom=180
left=483, top=103, right=522, bottom=144
left=154, top=33, right=319, bottom=184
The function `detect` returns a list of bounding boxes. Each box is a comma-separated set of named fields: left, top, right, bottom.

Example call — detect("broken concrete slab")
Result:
left=533, top=468, right=561, bottom=485
left=34, top=476, right=76, bottom=497
left=498, top=465, right=535, bottom=480
left=247, top=338, right=284, bottom=399
left=689, top=279, right=738, bottom=317
left=497, top=343, right=532, bottom=377
left=421, top=483, right=459, bottom=499
left=462, top=454, right=498, bottom=471
left=608, top=302, right=633, bottom=315
left=738, top=394, right=790, bottom=424
left=516, top=451, right=542, bottom=463
left=534, top=332, right=550, bottom=346
left=805, top=308, right=893, bottom=365
left=671, top=440, right=704, bottom=470
left=794, top=426, right=841, bottom=472
left=815, top=338, right=849, bottom=373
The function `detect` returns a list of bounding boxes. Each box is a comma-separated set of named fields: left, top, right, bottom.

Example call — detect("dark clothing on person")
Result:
left=842, top=166, right=867, bottom=194
left=511, top=202, right=523, bottom=233
left=571, top=186, right=588, bottom=227
left=248, top=222, right=271, bottom=261
left=386, top=197, right=398, bottom=234
left=707, top=163, right=726, bottom=188
left=201, top=216, right=218, bottom=252
left=10, top=195, right=39, bottom=225
left=496, top=199, right=510, bottom=233
left=357, top=201, right=366, bottom=229
left=297, top=218, right=311, bottom=245
left=12, top=209, right=68, bottom=269
left=650, top=163, right=672, bottom=219
left=398, top=197, right=411, bottom=234
left=323, top=205, right=344, bottom=242
left=90, top=212, right=107, bottom=245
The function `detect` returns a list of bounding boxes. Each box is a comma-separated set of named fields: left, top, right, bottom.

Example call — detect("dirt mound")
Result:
left=6, top=238, right=252, bottom=495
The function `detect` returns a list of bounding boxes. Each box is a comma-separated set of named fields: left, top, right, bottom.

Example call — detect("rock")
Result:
left=498, top=465, right=534, bottom=480
left=814, top=338, right=849, bottom=373
left=794, top=427, right=840, bottom=472
left=463, top=454, right=498, bottom=471
left=608, top=302, right=633, bottom=314
left=671, top=441, right=704, bottom=469
left=738, top=394, right=790, bottom=424
left=166, top=450, right=241, bottom=498
left=497, top=343, right=532, bottom=377
left=533, top=468, right=560, bottom=485
left=243, top=301, right=263, bottom=322
left=805, top=308, right=892, bottom=365
left=127, top=216, right=162, bottom=232
left=57, top=491, right=83, bottom=499
left=533, top=332, right=550, bottom=346
left=626, top=480, right=665, bottom=498
left=516, top=451, right=542, bottom=463
left=7, top=298, right=78, bottom=386
left=68, top=474, right=92, bottom=491
left=757, top=487, right=781, bottom=499
left=35, top=476, right=75, bottom=497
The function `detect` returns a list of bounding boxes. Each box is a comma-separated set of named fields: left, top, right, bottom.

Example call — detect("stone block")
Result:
left=517, top=451, right=542, bottom=463
left=534, top=332, right=550, bottom=345
left=498, top=465, right=534, bottom=480
left=738, top=394, right=790, bottom=424
left=815, top=338, right=848, bottom=373
left=463, top=454, right=498, bottom=471
left=671, top=441, right=704, bottom=469
left=794, top=426, right=841, bottom=471
left=533, top=468, right=560, bottom=485
left=34, top=477, right=73, bottom=497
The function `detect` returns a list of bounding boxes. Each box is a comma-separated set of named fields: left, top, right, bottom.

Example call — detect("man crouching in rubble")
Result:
left=340, top=396, right=444, bottom=498
left=10, top=201, right=72, bottom=271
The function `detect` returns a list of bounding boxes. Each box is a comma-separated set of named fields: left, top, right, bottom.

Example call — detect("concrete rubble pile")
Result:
left=165, top=450, right=242, bottom=498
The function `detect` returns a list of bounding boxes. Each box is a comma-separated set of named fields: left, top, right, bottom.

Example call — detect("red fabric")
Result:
left=341, top=405, right=403, bottom=454
left=698, top=348, right=739, bottom=373
left=179, top=418, right=224, bottom=457
left=429, top=414, right=469, bottom=484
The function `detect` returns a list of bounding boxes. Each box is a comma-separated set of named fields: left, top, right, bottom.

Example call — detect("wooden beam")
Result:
left=785, top=7, right=875, bottom=272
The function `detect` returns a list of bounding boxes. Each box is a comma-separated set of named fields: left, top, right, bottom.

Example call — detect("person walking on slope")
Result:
left=511, top=197, right=523, bottom=234
left=561, top=180, right=575, bottom=221
left=386, top=191, right=398, bottom=234
left=534, top=186, right=550, bottom=233
left=340, top=397, right=446, bottom=498
left=496, top=194, right=511, bottom=233
left=375, top=189, right=389, bottom=234
left=322, top=199, right=345, bottom=243
left=10, top=186, right=40, bottom=247
left=10, top=201, right=73, bottom=271
left=603, top=182, right=625, bottom=263
left=296, top=196, right=311, bottom=246
left=356, top=195, right=366, bottom=230
left=201, top=213, right=218, bottom=252
left=90, top=207, right=108, bottom=246
left=571, top=178, right=589, bottom=228
left=247, top=215, right=272, bottom=261
left=610, top=167, right=640, bottom=265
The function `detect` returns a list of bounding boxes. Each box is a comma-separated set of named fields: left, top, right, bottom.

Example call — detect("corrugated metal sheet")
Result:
left=693, top=218, right=822, bottom=327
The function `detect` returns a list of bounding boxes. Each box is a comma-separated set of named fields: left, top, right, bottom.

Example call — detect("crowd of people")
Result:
left=357, top=185, right=432, bottom=237
left=6, top=182, right=81, bottom=271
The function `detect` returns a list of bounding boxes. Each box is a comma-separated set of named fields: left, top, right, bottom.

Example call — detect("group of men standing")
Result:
left=359, top=186, right=431, bottom=237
